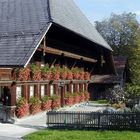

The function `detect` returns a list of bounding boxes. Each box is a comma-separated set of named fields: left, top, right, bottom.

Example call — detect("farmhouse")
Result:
left=0, top=0, right=116, bottom=118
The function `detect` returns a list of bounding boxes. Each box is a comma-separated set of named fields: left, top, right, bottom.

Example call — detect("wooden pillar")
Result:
left=54, top=84, right=59, bottom=95
left=60, top=86, right=65, bottom=107
left=74, top=84, right=78, bottom=93
left=79, top=84, right=83, bottom=92
left=10, top=84, right=16, bottom=106
left=69, top=84, right=72, bottom=93
left=10, top=83, right=16, bottom=117
left=22, top=84, right=29, bottom=101
left=46, top=84, right=50, bottom=97
left=34, top=84, right=40, bottom=98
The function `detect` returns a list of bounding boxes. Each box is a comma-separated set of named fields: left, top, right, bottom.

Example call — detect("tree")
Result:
left=95, top=12, right=140, bottom=99
left=95, top=12, right=140, bottom=56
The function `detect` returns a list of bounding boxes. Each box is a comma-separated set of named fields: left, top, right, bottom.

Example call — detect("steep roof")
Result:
left=0, top=0, right=112, bottom=67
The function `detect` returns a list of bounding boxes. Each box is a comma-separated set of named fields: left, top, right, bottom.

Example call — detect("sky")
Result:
left=75, top=0, right=140, bottom=24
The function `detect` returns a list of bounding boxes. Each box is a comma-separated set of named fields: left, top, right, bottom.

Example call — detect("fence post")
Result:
left=98, top=113, right=100, bottom=129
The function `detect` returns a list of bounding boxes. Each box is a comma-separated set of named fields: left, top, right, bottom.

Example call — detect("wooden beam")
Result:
left=39, top=46, right=97, bottom=63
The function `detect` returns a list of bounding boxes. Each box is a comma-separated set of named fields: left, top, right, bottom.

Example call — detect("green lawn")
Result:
left=23, top=130, right=140, bottom=140
left=90, top=100, right=110, bottom=104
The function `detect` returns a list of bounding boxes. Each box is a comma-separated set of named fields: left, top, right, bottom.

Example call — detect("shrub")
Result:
left=106, top=86, right=125, bottom=104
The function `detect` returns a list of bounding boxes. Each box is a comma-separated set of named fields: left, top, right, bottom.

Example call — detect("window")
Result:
left=50, top=85, right=54, bottom=96
left=29, top=86, right=34, bottom=97
left=77, top=84, right=79, bottom=92
left=82, top=84, right=85, bottom=92
left=71, top=84, right=74, bottom=93
left=16, top=86, right=22, bottom=100
left=66, top=85, right=69, bottom=92
left=41, top=85, right=45, bottom=97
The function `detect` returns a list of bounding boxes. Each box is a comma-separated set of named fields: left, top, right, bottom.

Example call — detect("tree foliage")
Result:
left=95, top=12, right=140, bottom=56
left=95, top=12, right=140, bottom=83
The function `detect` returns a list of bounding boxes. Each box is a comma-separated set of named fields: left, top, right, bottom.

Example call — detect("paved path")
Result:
left=0, top=112, right=47, bottom=139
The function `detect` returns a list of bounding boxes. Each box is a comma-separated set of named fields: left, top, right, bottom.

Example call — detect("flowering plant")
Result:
left=16, top=97, right=29, bottom=118
left=29, top=96, right=41, bottom=114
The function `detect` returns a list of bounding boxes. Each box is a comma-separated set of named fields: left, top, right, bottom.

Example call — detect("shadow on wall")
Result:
left=88, top=83, right=114, bottom=100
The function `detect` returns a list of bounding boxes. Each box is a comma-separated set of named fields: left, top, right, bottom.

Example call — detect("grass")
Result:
left=91, top=100, right=110, bottom=104
left=23, top=130, right=140, bottom=140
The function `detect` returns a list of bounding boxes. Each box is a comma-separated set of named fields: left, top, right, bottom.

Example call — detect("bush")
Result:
left=106, top=86, right=125, bottom=104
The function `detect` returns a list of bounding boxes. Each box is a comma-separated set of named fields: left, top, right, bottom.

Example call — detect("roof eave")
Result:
left=52, top=22, right=112, bottom=51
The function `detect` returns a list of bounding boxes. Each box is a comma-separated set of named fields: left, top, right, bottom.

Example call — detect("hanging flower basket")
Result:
left=42, top=72, right=52, bottom=80
left=67, top=71, right=73, bottom=80
left=18, top=68, right=30, bottom=81
left=30, top=63, right=41, bottom=81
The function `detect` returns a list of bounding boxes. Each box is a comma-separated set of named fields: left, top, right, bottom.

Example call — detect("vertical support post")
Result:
left=22, top=84, right=29, bottom=101
left=54, top=84, right=59, bottom=95
left=10, top=83, right=16, bottom=117
left=46, top=84, right=50, bottom=97
left=34, top=84, right=40, bottom=98
left=69, top=83, right=72, bottom=93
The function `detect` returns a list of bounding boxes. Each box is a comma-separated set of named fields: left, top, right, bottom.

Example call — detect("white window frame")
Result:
left=50, top=85, right=54, bottom=96
left=16, top=86, right=22, bottom=100
left=77, top=84, right=80, bottom=92
left=30, top=85, right=34, bottom=97
left=41, top=85, right=45, bottom=97
left=71, top=84, right=74, bottom=93
left=82, top=84, right=85, bottom=92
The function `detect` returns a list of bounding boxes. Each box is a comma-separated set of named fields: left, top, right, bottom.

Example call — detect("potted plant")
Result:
left=41, top=64, right=52, bottom=80
left=60, top=66, right=68, bottom=80
left=30, top=63, right=41, bottom=81
left=64, top=92, right=74, bottom=106
left=79, top=68, right=85, bottom=80
left=72, top=67, right=80, bottom=80
left=16, top=97, right=29, bottom=118
left=73, top=92, right=81, bottom=104
left=84, top=91, right=90, bottom=101
left=51, top=95, right=60, bottom=110
left=18, top=68, right=30, bottom=81
left=79, top=92, right=85, bottom=102
left=67, top=69, right=73, bottom=80
left=41, top=95, right=52, bottom=111
left=29, top=96, right=41, bottom=115
left=51, top=65, right=60, bottom=80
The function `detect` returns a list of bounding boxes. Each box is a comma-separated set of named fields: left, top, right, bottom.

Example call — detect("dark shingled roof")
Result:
left=0, top=0, right=112, bottom=67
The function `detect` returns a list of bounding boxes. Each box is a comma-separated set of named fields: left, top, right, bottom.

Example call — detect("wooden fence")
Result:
left=46, top=111, right=140, bottom=130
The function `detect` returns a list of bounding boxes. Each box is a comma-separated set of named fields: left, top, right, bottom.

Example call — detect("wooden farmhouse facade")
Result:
left=0, top=0, right=116, bottom=119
